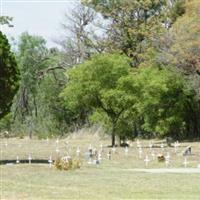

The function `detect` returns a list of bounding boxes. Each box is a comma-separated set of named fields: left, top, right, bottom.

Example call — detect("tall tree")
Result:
left=83, top=0, right=185, bottom=66
left=61, top=53, right=133, bottom=146
left=0, top=31, right=19, bottom=118
left=157, top=0, right=200, bottom=138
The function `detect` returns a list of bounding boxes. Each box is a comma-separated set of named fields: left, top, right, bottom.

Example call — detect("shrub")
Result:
left=54, top=157, right=81, bottom=170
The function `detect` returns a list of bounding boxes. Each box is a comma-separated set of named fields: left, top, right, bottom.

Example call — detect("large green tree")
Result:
left=0, top=31, right=19, bottom=118
left=61, top=53, right=134, bottom=146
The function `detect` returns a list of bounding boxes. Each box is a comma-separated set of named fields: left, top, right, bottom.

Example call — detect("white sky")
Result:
left=1, top=0, right=80, bottom=47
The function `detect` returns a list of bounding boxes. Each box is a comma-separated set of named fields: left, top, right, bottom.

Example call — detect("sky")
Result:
left=1, top=0, right=80, bottom=47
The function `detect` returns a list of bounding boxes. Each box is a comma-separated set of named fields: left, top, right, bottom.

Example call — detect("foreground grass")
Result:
left=1, top=133, right=200, bottom=199
left=1, top=164, right=200, bottom=200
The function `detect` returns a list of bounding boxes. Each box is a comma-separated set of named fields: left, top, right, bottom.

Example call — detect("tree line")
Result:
left=0, top=0, right=200, bottom=145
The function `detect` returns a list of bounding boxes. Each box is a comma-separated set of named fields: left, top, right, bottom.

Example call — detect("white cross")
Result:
left=16, top=156, right=20, bottom=164
left=183, top=158, right=189, bottom=168
left=98, top=152, right=102, bottom=161
left=28, top=154, right=32, bottom=164
left=151, top=150, right=155, bottom=160
left=144, top=155, right=150, bottom=167
left=100, top=144, right=103, bottom=151
left=138, top=147, right=143, bottom=159
left=5, top=142, right=8, bottom=147
left=160, top=143, right=164, bottom=151
left=125, top=146, right=128, bottom=156
left=149, top=142, right=153, bottom=151
left=48, top=156, right=53, bottom=168
left=56, top=138, right=59, bottom=144
left=76, top=147, right=80, bottom=156
left=112, top=147, right=116, bottom=154
left=56, top=148, right=60, bottom=153
left=174, top=141, right=180, bottom=153
left=166, top=152, right=170, bottom=160
left=107, top=152, right=111, bottom=160
left=165, top=158, right=170, bottom=167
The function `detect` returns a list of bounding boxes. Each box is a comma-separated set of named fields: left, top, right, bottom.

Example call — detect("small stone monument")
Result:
left=183, top=146, right=192, bottom=156
left=166, top=137, right=173, bottom=147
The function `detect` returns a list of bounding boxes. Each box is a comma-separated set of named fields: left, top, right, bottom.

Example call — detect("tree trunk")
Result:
left=112, top=132, right=115, bottom=147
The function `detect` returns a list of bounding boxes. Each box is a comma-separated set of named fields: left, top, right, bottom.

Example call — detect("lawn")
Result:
left=1, top=132, right=200, bottom=199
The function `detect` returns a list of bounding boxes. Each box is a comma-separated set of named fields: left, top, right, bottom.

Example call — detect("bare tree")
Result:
left=57, top=4, right=106, bottom=65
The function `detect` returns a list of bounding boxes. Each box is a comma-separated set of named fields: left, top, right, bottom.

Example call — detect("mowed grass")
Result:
left=1, top=132, right=200, bottom=200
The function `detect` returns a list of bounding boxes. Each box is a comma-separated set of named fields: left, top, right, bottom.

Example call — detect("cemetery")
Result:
left=1, top=0, right=200, bottom=199
left=1, top=131, right=200, bottom=199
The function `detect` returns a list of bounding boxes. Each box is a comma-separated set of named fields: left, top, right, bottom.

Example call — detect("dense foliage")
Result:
left=1, top=0, right=200, bottom=144
left=0, top=31, right=19, bottom=118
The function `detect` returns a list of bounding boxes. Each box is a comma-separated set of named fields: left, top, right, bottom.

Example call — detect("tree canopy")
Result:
left=0, top=31, right=19, bottom=118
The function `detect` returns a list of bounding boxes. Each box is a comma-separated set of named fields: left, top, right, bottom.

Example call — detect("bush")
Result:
left=54, top=156, right=81, bottom=170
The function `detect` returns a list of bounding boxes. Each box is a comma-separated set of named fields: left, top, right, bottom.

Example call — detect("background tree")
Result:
left=82, top=0, right=185, bottom=67
left=156, top=0, right=200, bottom=138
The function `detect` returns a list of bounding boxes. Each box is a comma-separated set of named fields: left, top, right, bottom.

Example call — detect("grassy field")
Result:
left=1, top=131, right=200, bottom=199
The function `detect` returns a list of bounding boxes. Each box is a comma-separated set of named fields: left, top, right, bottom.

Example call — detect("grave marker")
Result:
left=144, top=155, right=150, bottom=167
left=48, top=156, right=53, bottom=168
left=183, top=157, right=189, bottom=168
left=16, top=156, right=20, bottom=164
left=125, top=146, right=128, bottom=156
left=28, top=154, right=32, bottom=164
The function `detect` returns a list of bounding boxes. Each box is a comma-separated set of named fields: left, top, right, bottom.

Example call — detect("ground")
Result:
left=1, top=131, right=200, bottom=199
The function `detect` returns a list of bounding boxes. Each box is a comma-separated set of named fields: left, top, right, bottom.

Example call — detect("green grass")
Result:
left=1, top=133, right=200, bottom=199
